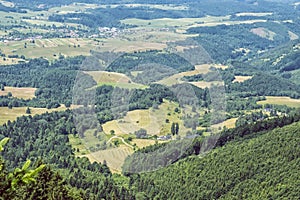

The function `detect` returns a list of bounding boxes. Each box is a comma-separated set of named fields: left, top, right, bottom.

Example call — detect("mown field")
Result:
left=102, top=100, right=193, bottom=136
left=257, top=96, right=300, bottom=108
left=84, top=71, right=146, bottom=89
left=0, top=106, right=68, bottom=125
left=0, top=86, right=36, bottom=99
left=82, top=145, right=133, bottom=173
left=233, top=75, right=253, bottom=83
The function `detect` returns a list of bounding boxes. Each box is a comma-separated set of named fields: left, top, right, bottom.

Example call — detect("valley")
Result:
left=0, top=0, right=299, bottom=199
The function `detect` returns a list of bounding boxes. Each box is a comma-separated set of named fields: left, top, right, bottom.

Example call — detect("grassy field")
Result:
left=235, top=12, right=273, bottom=17
left=190, top=81, right=224, bottom=89
left=84, top=71, right=146, bottom=89
left=251, top=27, right=276, bottom=40
left=157, top=64, right=227, bottom=86
left=0, top=106, right=67, bottom=125
left=122, top=16, right=230, bottom=29
left=257, top=96, right=300, bottom=108
left=211, top=118, right=238, bottom=130
left=102, top=100, right=193, bottom=136
left=0, top=38, right=98, bottom=61
left=99, top=4, right=188, bottom=11
left=233, top=76, right=253, bottom=83
left=82, top=145, right=133, bottom=173
left=0, top=86, right=36, bottom=99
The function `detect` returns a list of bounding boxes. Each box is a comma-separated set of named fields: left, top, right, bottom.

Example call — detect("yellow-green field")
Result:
left=211, top=118, right=238, bottom=130
left=102, top=100, right=193, bottom=136
left=121, top=16, right=230, bottom=29
left=157, top=64, right=227, bottom=86
left=0, top=86, right=36, bottom=99
left=0, top=106, right=68, bottom=125
left=82, top=145, right=133, bottom=173
left=84, top=71, right=146, bottom=89
left=233, top=76, right=253, bottom=83
left=257, top=96, right=300, bottom=108
left=122, top=16, right=266, bottom=33
left=0, top=38, right=98, bottom=61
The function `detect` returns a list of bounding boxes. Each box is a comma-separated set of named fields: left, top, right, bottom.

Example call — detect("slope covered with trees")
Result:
left=129, top=121, right=300, bottom=199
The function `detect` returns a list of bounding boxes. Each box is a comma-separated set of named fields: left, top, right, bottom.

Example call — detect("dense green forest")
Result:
left=127, top=121, right=300, bottom=199
left=0, top=111, right=134, bottom=199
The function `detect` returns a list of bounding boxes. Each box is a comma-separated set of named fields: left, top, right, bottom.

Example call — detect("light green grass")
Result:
left=0, top=86, right=36, bottom=99
left=257, top=96, right=300, bottom=108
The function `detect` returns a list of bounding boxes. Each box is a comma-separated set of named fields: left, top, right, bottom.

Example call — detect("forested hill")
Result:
left=129, top=121, right=300, bottom=199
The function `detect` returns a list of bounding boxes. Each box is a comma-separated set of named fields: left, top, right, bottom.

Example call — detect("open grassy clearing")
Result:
left=232, top=76, right=253, bottom=83
left=257, top=96, right=300, bottom=108
left=84, top=71, right=146, bottom=89
left=68, top=134, right=90, bottom=155
left=47, top=3, right=99, bottom=15
left=131, top=139, right=157, bottom=149
left=82, top=145, right=133, bottom=173
left=251, top=27, right=276, bottom=40
left=121, top=29, right=198, bottom=44
left=211, top=118, right=238, bottom=130
left=101, top=37, right=167, bottom=52
left=235, top=12, right=273, bottom=17
left=288, top=31, right=299, bottom=40
left=122, top=16, right=266, bottom=33
left=189, top=81, right=224, bottom=89
left=121, top=16, right=230, bottom=29
left=157, top=64, right=227, bottom=86
left=99, top=4, right=188, bottom=10
left=102, top=100, right=194, bottom=136
left=0, top=38, right=98, bottom=60
left=0, top=0, right=14, bottom=7
left=0, top=106, right=68, bottom=125
left=0, top=86, right=36, bottom=99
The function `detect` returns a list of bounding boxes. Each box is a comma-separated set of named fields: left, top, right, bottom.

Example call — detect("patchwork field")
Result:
left=82, top=145, right=133, bottom=173
left=0, top=38, right=98, bottom=60
left=102, top=100, right=193, bottom=136
left=257, top=96, right=300, bottom=108
left=0, top=86, right=36, bottom=99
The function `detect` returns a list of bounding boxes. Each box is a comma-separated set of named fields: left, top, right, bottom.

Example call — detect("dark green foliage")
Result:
left=0, top=111, right=134, bottom=199
left=228, top=73, right=300, bottom=98
left=0, top=57, right=87, bottom=108
left=129, top=121, right=300, bottom=199
left=106, top=50, right=194, bottom=75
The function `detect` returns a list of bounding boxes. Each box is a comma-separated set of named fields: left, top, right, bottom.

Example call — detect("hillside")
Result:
left=129, top=121, right=300, bottom=199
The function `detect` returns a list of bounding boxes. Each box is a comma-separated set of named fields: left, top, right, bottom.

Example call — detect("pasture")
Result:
left=0, top=86, right=36, bottom=99
left=233, top=76, right=253, bottom=83
left=157, top=64, right=227, bottom=86
left=84, top=71, right=146, bottom=89
left=257, top=96, right=300, bottom=108
left=251, top=27, right=276, bottom=40
left=83, top=145, right=133, bottom=173
left=0, top=106, right=67, bottom=125
left=211, top=118, right=238, bottom=130
left=102, top=100, right=192, bottom=136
